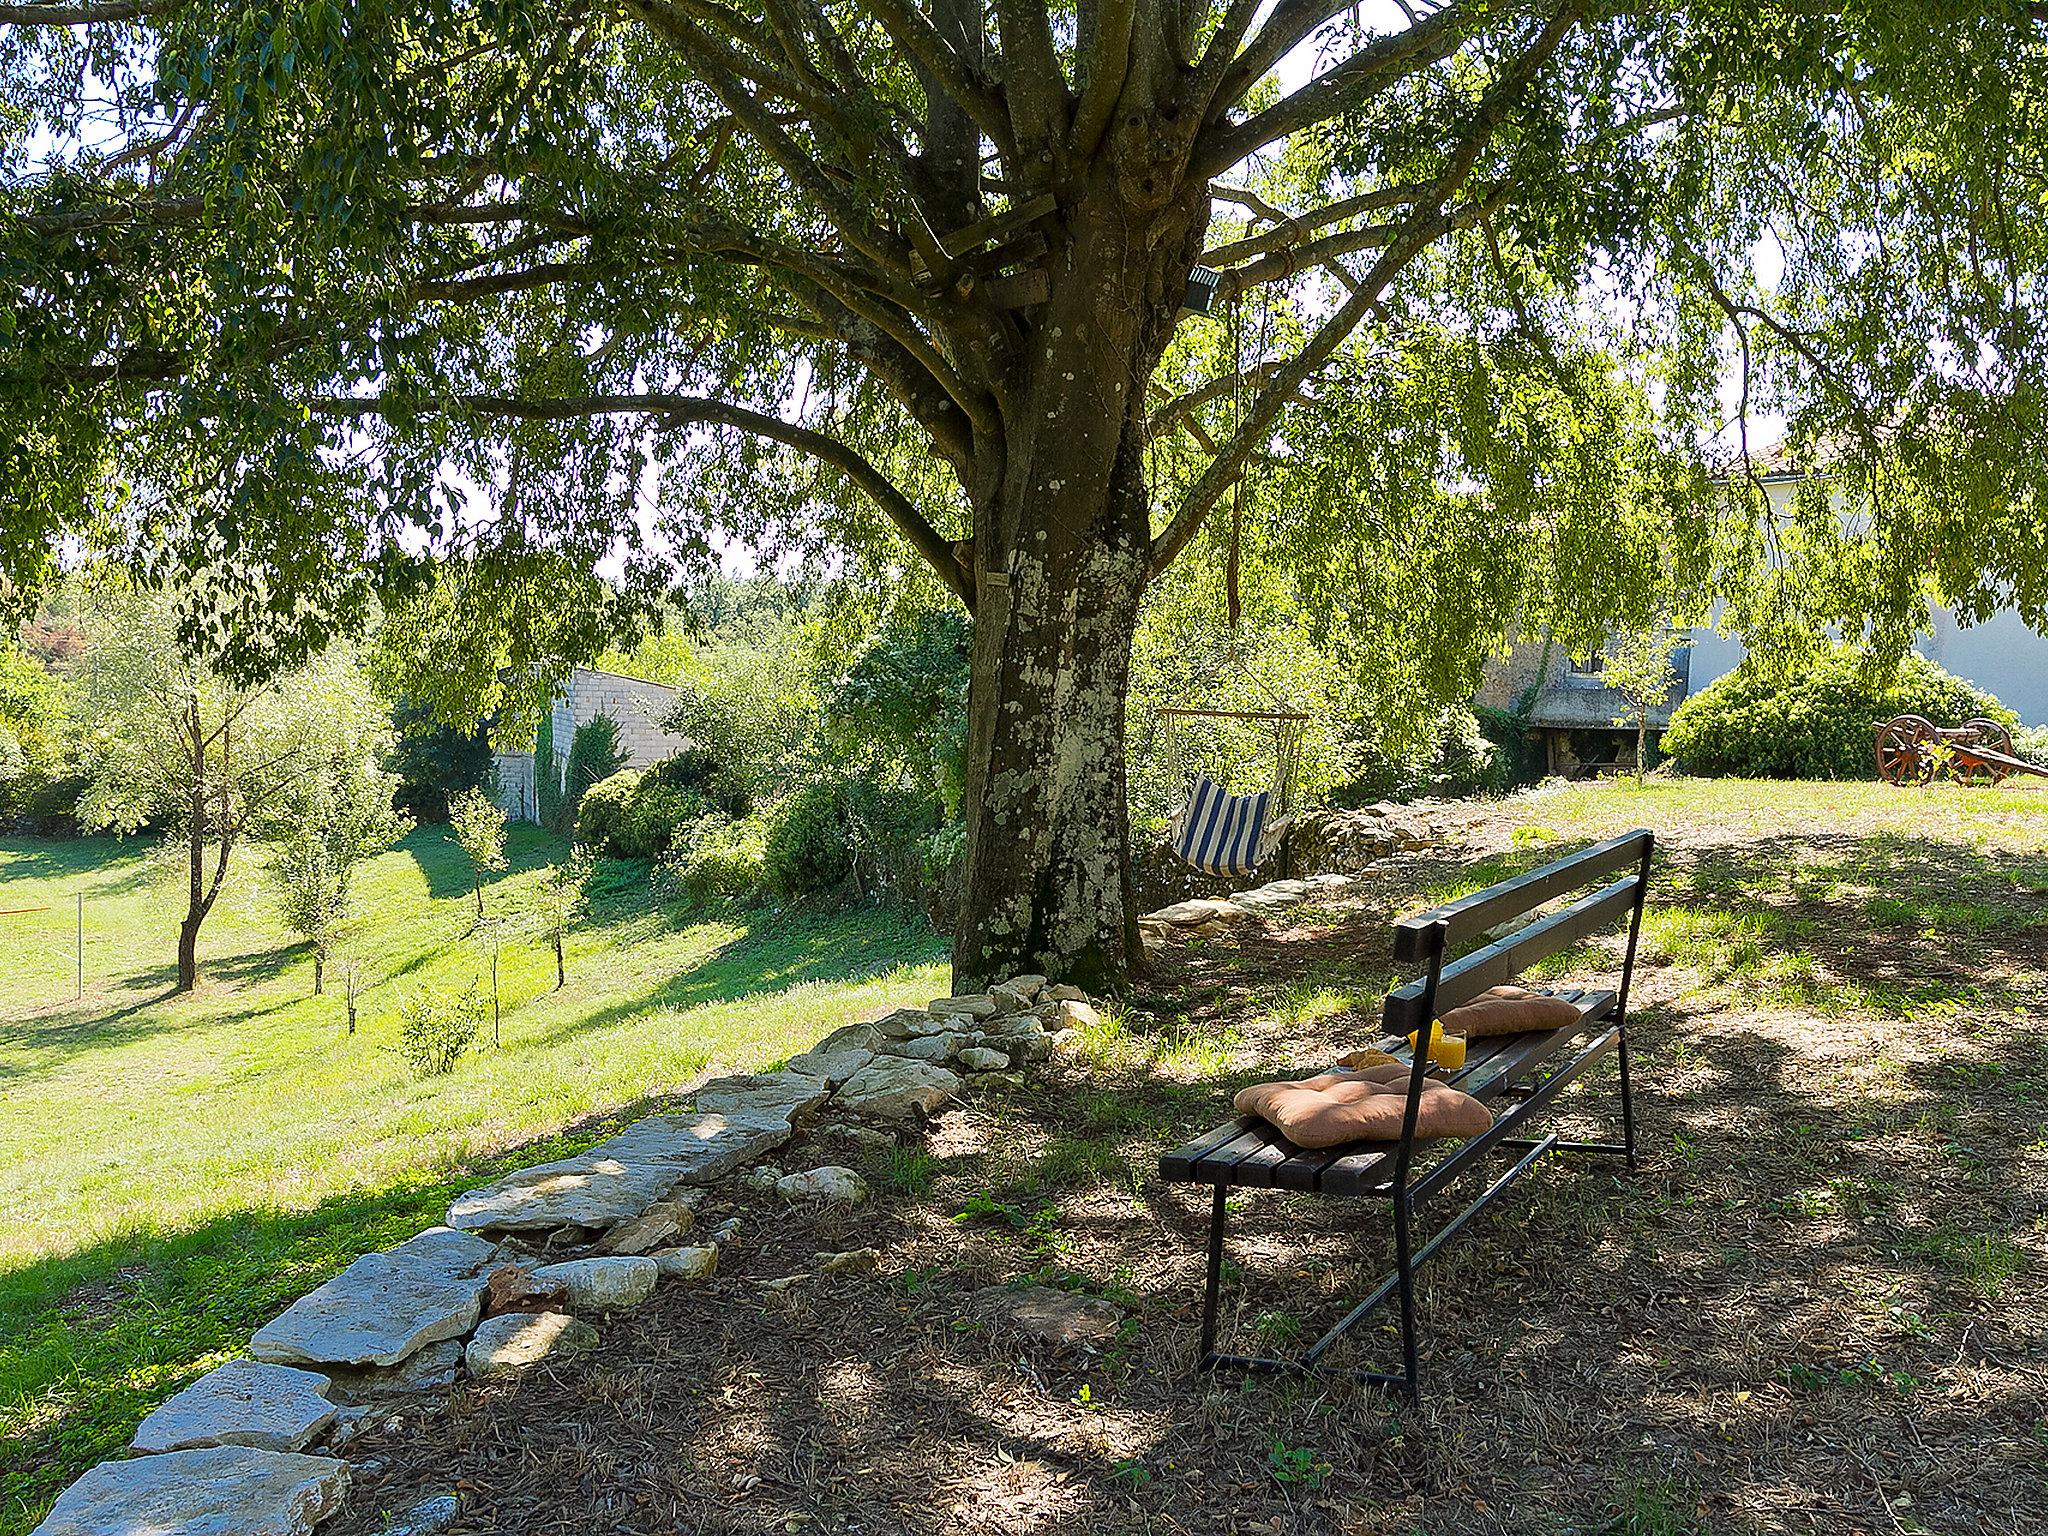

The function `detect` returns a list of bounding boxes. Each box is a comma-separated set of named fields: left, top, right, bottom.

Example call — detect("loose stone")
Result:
left=130, top=1361, right=336, bottom=1455
left=775, top=1166, right=869, bottom=1203
left=527, top=1256, right=658, bottom=1311
left=378, top=1492, right=460, bottom=1536
left=1046, top=984, right=1088, bottom=1002
left=816, top=1248, right=881, bottom=1275
left=465, top=1312, right=598, bottom=1380
left=30, top=1446, right=348, bottom=1536
left=834, top=1057, right=963, bottom=1121
left=652, top=1245, right=720, bottom=1281
left=594, top=1198, right=693, bottom=1256
left=957, top=1046, right=1011, bottom=1072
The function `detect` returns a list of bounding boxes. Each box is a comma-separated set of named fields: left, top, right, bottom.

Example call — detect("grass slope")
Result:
left=0, top=825, right=945, bottom=1532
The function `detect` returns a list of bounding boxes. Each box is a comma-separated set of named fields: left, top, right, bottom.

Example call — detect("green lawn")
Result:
left=0, top=826, right=946, bottom=1532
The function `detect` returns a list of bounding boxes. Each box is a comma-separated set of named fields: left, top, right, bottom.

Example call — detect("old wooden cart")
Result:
left=1873, top=714, right=2048, bottom=787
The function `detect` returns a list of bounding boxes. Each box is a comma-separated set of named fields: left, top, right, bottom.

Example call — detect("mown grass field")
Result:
left=0, top=825, right=946, bottom=1533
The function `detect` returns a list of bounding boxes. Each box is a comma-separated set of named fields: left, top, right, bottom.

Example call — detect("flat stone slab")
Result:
left=466, top=1311, right=598, bottom=1381
left=131, top=1361, right=336, bottom=1455
left=322, top=1339, right=463, bottom=1405
left=979, top=1285, right=1126, bottom=1352
left=31, top=1445, right=349, bottom=1536
left=448, top=1113, right=789, bottom=1233
left=250, top=1228, right=496, bottom=1369
left=690, top=1070, right=831, bottom=1123
left=781, top=1046, right=875, bottom=1086
left=1150, top=897, right=1245, bottom=925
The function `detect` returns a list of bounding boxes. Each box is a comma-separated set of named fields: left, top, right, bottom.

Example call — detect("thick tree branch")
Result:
left=1068, top=0, right=1137, bottom=159
left=860, top=0, right=1014, bottom=158
left=310, top=392, right=975, bottom=606
left=1182, top=0, right=1265, bottom=123
left=1203, top=183, right=1424, bottom=263
left=1197, top=1, right=1479, bottom=176
left=994, top=0, right=1071, bottom=149
left=1156, top=4, right=1580, bottom=575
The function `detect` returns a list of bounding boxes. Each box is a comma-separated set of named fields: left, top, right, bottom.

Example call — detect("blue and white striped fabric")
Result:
left=1171, top=774, right=1271, bottom=877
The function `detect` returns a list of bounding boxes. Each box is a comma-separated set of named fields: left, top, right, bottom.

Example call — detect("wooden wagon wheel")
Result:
left=1873, top=715, right=1934, bottom=786
left=1962, top=717, right=2015, bottom=757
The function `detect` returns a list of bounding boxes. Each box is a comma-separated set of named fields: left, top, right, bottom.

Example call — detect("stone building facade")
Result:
left=492, top=666, right=690, bottom=822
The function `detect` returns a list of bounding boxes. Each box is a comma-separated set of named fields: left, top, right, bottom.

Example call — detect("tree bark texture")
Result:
left=952, top=176, right=1204, bottom=991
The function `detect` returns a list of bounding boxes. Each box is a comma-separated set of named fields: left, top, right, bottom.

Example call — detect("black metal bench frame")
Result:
left=1158, top=829, right=1654, bottom=1396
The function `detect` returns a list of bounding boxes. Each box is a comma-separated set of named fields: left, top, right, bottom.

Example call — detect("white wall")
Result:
left=1683, top=478, right=2048, bottom=724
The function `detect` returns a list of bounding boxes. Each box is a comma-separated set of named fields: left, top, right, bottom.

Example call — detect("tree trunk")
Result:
left=554, top=934, right=565, bottom=990
left=179, top=747, right=205, bottom=993
left=948, top=161, right=1207, bottom=993
left=313, top=949, right=325, bottom=995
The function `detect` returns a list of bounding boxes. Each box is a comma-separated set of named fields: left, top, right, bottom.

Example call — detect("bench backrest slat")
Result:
left=1391, top=829, right=1652, bottom=962
left=1384, top=875, right=1641, bottom=1030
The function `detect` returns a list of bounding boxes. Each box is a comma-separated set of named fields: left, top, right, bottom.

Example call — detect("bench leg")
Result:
left=1391, top=1192, right=1420, bottom=1395
left=1616, top=1023, right=1639, bottom=1170
left=1198, top=1183, right=1228, bottom=1366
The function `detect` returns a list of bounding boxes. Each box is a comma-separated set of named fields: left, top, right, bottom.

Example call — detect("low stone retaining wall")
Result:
left=29, top=980, right=1095, bottom=1536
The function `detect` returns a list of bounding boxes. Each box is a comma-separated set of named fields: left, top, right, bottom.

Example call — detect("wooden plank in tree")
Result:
left=937, top=193, right=1058, bottom=259
left=981, top=268, right=1050, bottom=308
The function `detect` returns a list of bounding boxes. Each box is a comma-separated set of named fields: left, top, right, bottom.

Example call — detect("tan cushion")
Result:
left=1232, top=1071, right=1493, bottom=1148
left=1439, top=985, right=1583, bottom=1039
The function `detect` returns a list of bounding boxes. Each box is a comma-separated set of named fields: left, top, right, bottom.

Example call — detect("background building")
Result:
left=492, top=666, right=687, bottom=822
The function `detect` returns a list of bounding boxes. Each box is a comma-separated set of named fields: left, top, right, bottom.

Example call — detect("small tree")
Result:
left=1606, top=627, right=1685, bottom=785
left=75, top=592, right=386, bottom=991
left=448, top=787, right=507, bottom=921
left=527, top=849, right=594, bottom=990
left=265, top=751, right=411, bottom=994
left=336, top=951, right=367, bottom=1036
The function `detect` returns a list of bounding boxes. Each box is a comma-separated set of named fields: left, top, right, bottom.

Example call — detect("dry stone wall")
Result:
left=28, top=980, right=1093, bottom=1536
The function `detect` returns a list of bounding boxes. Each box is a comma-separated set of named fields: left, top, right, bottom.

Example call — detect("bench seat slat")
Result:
left=1160, top=990, right=1618, bottom=1196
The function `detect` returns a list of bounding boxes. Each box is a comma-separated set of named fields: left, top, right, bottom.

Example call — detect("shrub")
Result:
left=393, top=984, right=486, bottom=1076
left=575, top=768, right=642, bottom=852
left=660, top=816, right=770, bottom=907
left=1662, top=647, right=2014, bottom=780
left=763, top=781, right=855, bottom=901
left=564, top=713, right=629, bottom=827
left=2013, top=725, right=2048, bottom=767
left=644, top=745, right=751, bottom=820
left=617, top=779, right=711, bottom=858
left=1333, top=707, right=1509, bottom=805
left=385, top=694, right=491, bottom=823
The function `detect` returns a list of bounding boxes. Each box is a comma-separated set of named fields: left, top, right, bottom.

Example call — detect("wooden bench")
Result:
left=1158, top=829, right=1654, bottom=1396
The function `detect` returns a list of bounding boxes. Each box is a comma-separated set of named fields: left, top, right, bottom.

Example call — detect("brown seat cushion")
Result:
left=1439, top=985, right=1583, bottom=1039
left=1233, top=1070, right=1493, bottom=1148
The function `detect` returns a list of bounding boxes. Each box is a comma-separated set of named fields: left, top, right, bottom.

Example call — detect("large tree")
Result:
left=6, top=2, right=2048, bottom=987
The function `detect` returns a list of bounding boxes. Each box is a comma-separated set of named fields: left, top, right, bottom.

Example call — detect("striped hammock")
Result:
left=1169, top=774, right=1289, bottom=877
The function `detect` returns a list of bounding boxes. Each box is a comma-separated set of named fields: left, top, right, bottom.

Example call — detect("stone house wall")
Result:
left=494, top=666, right=689, bottom=823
